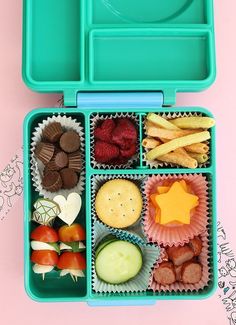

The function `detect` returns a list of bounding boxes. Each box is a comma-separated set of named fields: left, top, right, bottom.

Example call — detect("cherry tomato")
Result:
left=57, top=252, right=86, bottom=270
left=58, top=224, right=85, bottom=242
left=31, top=250, right=58, bottom=266
left=31, top=225, right=58, bottom=243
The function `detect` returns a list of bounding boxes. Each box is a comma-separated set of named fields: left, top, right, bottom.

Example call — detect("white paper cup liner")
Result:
left=91, top=174, right=147, bottom=244
left=30, top=114, right=85, bottom=200
left=90, top=112, right=140, bottom=169
left=149, top=231, right=211, bottom=292
left=143, top=112, right=211, bottom=169
left=92, top=221, right=160, bottom=293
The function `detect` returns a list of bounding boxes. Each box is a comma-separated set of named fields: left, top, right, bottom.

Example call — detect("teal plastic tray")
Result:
left=22, top=0, right=216, bottom=106
left=23, top=107, right=217, bottom=303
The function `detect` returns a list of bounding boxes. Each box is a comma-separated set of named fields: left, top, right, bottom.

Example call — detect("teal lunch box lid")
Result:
left=22, top=0, right=217, bottom=304
left=22, top=0, right=216, bottom=106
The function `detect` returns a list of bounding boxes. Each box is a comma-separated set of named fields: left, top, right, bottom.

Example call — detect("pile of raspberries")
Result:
left=94, top=118, right=138, bottom=164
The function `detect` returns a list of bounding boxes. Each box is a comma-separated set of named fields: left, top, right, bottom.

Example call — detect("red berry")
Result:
left=112, top=118, right=137, bottom=149
left=120, top=143, right=137, bottom=158
left=94, top=141, right=119, bottom=163
left=94, top=119, right=116, bottom=143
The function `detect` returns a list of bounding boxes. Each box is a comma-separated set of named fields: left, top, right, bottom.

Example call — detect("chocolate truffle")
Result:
left=59, top=131, right=80, bottom=153
left=35, top=142, right=55, bottom=165
left=42, top=171, right=62, bottom=192
left=42, top=122, right=63, bottom=143
left=60, top=168, right=78, bottom=189
left=68, top=151, right=82, bottom=172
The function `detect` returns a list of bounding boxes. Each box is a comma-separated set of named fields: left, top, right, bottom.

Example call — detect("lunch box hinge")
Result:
left=76, top=92, right=164, bottom=109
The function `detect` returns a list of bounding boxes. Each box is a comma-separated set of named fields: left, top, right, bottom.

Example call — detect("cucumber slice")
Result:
left=95, top=235, right=118, bottom=258
left=95, top=240, right=142, bottom=284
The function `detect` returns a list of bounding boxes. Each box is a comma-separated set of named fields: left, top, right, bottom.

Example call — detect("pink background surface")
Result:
left=0, top=1, right=235, bottom=324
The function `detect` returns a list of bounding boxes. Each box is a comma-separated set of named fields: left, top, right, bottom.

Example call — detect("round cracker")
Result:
left=95, top=179, right=143, bottom=228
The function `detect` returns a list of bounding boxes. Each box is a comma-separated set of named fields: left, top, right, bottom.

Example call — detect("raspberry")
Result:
left=94, top=119, right=116, bottom=143
left=120, top=143, right=137, bottom=158
left=112, top=118, right=137, bottom=149
left=94, top=140, right=119, bottom=163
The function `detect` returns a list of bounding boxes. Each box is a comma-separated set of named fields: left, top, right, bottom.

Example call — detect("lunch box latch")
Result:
left=76, top=92, right=164, bottom=110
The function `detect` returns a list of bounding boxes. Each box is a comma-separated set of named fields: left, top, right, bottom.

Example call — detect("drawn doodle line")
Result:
left=0, top=147, right=23, bottom=220
left=217, top=221, right=236, bottom=324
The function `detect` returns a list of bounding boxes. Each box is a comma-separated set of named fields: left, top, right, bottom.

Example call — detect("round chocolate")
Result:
left=35, top=142, right=55, bottom=165
left=55, top=152, right=68, bottom=169
left=60, top=168, right=78, bottom=189
left=42, top=171, right=62, bottom=192
left=59, top=131, right=81, bottom=153
left=42, top=122, right=63, bottom=143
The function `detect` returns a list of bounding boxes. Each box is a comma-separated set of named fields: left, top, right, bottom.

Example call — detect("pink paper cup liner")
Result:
left=143, top=174, right=209, bottom=246
left=149, top=231, right=210, bottom=292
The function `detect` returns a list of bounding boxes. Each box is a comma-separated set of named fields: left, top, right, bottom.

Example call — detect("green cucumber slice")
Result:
left=95, top=240, right=143, bottom=284
left=95, top=235, right=118, bottom=258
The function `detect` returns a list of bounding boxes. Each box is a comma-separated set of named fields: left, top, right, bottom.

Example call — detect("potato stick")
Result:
left=145, top=121, right=156, bottom=128
left=147, top=113, right=180, bottom=130
left=146, top=131, right=210, bottom=160
left=157, top=152, right=198, bottom=169
left=142, top=138, right=161, bottom=149
left=188, top=153, right=209, bottom=164
left=160, top=138, right=195, bottom=157
left=146, top=126, right=201, bottom=140
left=174, top=147, right=190, bottom=156
left=143, top=138, right=189, bottom=157
left=184, top=143, right=209, bottom=154
left=171, top=117, right=215, bottom=129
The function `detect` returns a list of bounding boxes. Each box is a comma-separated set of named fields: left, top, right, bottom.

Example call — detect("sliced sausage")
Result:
left=175, top=265, right=183, bottom=281
left=189, top=237, right=202, bottom=256
left=154, top=262, right=176, bottom=285
left=181, top=262, right=202, bottom=284
left=167, top=245, right=194, bottom=266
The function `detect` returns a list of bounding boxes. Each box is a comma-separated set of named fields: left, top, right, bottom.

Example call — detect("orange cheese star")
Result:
left=157, top=186, right=170, bottom=194
left=155, top=181, right=199, bottom=225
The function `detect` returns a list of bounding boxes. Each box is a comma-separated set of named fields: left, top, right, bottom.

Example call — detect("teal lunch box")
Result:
left=22, top=0, right=217, bottom=304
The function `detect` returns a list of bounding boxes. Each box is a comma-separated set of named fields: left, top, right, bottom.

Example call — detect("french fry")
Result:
left=146, top=126, right=201, bottom=140
left=142, top=137, right=161, bottom=149
left=171, top=117, right=215, bottom=129
left=184, top=143, right=209, bottom=154
left=188, top=153, right=209, bottom=164
left=147, top=113, right=180, bottom=130
left=157, top=151, right=198, bottom=169
left=146, top=131, right=210, bottom=160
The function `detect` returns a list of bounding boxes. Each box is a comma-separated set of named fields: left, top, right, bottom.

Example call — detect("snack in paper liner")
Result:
left=92, top=221, right=160, bottom=293
left=149, top=231, right=210, bottom=292
left=30, top=115, right=85, bottom=200
left=90, top=112, right=140, bottom=169
left=143, top=112, right=211, bottom=169
left=143, top=174, right=209, bottom=246
left=91, top=174, right=147, bottom=244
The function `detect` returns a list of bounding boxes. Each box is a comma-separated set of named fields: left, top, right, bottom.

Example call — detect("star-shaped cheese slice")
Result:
left=155, top=181, right=199, bottom=225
